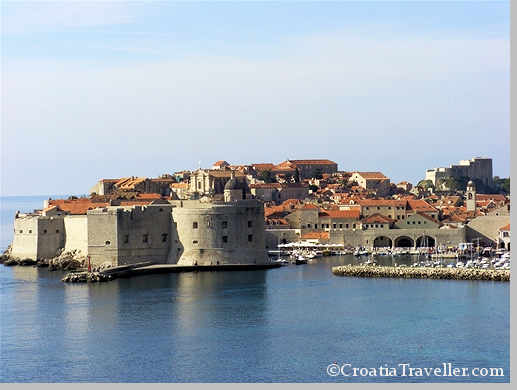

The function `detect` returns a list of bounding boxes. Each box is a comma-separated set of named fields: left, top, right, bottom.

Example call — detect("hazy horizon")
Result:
left=1, top=1, right=510, bottom=196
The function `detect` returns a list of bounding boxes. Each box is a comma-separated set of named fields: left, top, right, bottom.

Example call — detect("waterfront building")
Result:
left=498, top=224, right=510, bottom=250
left=9, top=197, right=268, bottom=267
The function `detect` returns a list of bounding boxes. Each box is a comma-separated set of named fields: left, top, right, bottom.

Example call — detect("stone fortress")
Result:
left=10, top=177, right=268, bottom=267
left=425, top=157, right=493, bottom=188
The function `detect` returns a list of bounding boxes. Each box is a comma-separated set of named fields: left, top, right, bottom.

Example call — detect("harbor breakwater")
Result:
left=332, top=265, right=510, bottom=282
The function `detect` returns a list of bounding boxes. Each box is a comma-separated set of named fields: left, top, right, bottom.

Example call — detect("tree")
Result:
left=258, top=170, right=276, bottom=183
left=417, top=179, right=434, bottom=190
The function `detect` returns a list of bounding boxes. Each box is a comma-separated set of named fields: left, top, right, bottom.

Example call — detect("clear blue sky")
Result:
left=1, top=1, right=510, bottom=196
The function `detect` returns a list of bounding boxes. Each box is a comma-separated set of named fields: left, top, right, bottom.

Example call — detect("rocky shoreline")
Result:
left=332, top=264, right=510, bottom=281
left=1, top=246, right=113, bottom=282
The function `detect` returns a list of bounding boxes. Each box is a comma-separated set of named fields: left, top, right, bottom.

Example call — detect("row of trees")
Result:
left=417, top=176, right=510, bottom=195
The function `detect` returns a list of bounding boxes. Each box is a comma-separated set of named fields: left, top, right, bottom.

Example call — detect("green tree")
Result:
left=417, top=179, right=434, bottom=190
left=258, top=170, right=276, bottom=183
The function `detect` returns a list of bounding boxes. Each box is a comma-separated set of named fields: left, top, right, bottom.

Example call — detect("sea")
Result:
left=0, top=196, right=510, bottom=382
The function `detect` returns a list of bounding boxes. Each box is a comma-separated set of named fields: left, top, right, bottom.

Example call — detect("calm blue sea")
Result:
left=0, top=197, right=510, bottom=382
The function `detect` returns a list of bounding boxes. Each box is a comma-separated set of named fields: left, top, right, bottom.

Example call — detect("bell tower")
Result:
left=466, top=180, right=476, bottom=212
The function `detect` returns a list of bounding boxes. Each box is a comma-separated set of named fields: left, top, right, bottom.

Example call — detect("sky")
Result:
left=1, top=1, right=510, bottom=196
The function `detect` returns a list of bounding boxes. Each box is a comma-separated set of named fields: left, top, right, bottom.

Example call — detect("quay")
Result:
left=331, top=264, right=510, bottom=282
left=62, top=262, right=282, bottom=283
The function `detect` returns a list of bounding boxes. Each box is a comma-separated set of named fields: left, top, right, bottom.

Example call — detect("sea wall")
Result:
left=332, top=265, right=510, bottom=281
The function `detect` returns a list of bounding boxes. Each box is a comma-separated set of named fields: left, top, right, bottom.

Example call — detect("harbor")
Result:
left=270, top=241, right=511, bottom=271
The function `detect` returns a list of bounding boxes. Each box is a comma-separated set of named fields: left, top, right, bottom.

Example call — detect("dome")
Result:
left=224, top=177, right=249, bottom=192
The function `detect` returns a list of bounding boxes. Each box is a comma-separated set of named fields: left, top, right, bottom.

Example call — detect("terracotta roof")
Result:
left=476, top=194, right=507, bottom=203
left=362, top=213, right=395, bottom=224
left=352, top=171, right=387, bottom=179
left=319, top=210, right=360, bottom=219
left=213, top=160, right=229, bottom=166
left=116, top=177, right=146, bottom=190
left=407, top=199, right=438, bottom=213
left=252, top=163, right=275, bottom=171
left=49, top=198, right=109, bottom=215
left=499, top=224, right=510, bottom=231
left=135, top=193, right=163, bottom=199
left=301, top=232, right=330, bottom=240
left=288, top=159, right=337, bottom=165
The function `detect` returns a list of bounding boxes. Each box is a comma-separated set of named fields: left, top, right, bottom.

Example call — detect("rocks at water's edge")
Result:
left=61, top=271, right=112, bottom=283
left=0, top=248, right=112, bottom=274
left=332, top=264, right=510, bottom=282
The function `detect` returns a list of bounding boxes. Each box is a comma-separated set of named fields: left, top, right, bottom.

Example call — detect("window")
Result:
left=197, top=182, right=201, bottom=189
left=339, top=224, right=343, bottom=229
left=248, top=234, right=253, bottom=242
left=412, top=221, right=416, bottom=225
left=43, top=229, right=47, bottom=234
left=377, top=207, right=380, bottom=210
left=248, top=220, right=253, bottom=228
left=307, top=223, right=311, bottom=228
left=380, top=225, right=383, bottom=228
left=105, top=240, right=111, bottom=245
left=56, top=229, right=60, bottom=233
left=159, top=208, right=163, bottom=212
left=124, top=234, right=129, bottom=243
left=143, top=234, right=149, bottom=243
left=162, top=233, right=168, bottom=242
left=345, top=224, right=349, bottom=229
left=402, top=215, right=405, bottom=219
left=407, top=221, right=410, bottom=224
left=222, top=236, right=228, bottom=243
left=333, top=224, right=337, bottom=229
left=222, top=221, right=228, bottom=228
left=326, top=224, right=330, bottom=229
left=315, top=224, right=318, bottom=229
left=193, top=222, right=198, bottom=229
left=375, top=224, right=378, bottom=228
left=388, top=207, right=391, bottom=210
left=28, top=230, right=32, bottom=234
left=366, top=207, right=369, bottom=210
left=397, top=215, right=400, bottom=220
left=19, top=230, right=23, bottom=233
left=353, top=224, right=356, bottom=229
left=424, top=221, right=426, bottom=224
left=193, top=240, right=199, bottom=244
left=418, top=221, right=421, bottom=224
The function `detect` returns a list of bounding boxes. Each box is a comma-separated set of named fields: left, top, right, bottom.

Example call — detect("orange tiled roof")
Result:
left=499, top=224, right=510, bottom=231
left=319, top=209, right=360, bottom=219
left=288, top=159, right=337, bottom=165
left=352, top=171, right=387, bottom=179
left=213, top=160, right=229, bottom=166
left=301, top=232, right=330, bottom=240
left=362, top=213, right=395, bottom=224
left=252, top=163, right=275, bottom=170
left=49, top=198, right=109, bottom=215
left=407, top=199, right=438, bottom=213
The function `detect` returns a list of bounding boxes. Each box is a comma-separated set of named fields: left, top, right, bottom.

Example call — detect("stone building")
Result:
left=349, top=172, right=391, bottom=196
left=189, top=169, right=248, bottom=197
left=497, top=224, right=510, bottom=250
left=425, top=157, right=493, bottom=188
left=9, top=198, right=268, bottom=267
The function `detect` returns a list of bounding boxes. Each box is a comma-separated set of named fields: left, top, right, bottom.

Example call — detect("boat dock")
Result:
left=62, top=262, right=282, bottom=282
